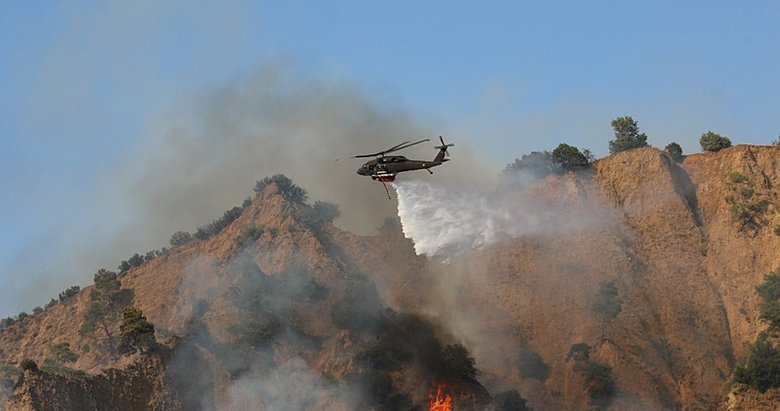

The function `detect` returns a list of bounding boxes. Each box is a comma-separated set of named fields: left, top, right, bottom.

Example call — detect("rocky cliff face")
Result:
left=5, top=352, right=181, bottom=411
left=2, top=145, right=779, bottom=410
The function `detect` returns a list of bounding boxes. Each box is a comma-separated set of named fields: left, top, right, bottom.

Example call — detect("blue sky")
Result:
left=1, top=1, right=779, bottom=316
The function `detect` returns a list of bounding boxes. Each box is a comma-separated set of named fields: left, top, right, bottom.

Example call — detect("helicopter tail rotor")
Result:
left=434, top=136, right=454, bottom=158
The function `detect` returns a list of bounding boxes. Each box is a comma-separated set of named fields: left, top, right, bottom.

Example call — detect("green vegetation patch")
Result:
left=724, top=171, right=771, bottom=233
left=517, top=347, right=550, bottom=381
left=700, top=131, right=732, bottom=152
left=732, top=271, right=780, bottom=391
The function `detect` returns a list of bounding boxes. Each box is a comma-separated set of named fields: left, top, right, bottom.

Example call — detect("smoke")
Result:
left=164, top=247, right=370, bottom=410
left=124, top=62, right=426, bottom=239
left=225, top=357, right=359, bottom=411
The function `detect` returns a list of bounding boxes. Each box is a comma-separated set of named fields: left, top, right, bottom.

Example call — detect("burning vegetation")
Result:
left=427, top=384, right=452, bottom=411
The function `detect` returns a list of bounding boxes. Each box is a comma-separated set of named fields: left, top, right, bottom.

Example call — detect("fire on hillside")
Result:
left=428, top=383, right=452, bottom=411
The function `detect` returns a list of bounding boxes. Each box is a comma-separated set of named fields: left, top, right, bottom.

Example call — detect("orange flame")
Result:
left=428, top=384, right=452, bottom=411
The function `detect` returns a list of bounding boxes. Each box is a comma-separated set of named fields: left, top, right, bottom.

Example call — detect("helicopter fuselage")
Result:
left=356, top=155, right=448, bottom=180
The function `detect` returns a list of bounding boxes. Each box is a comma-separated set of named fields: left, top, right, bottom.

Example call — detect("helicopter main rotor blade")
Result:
left=352, top=138, right=429, bottom=158
left=352, top=140, right=412, bottom=158
left=384, top=140, right=413, bottom=153
left=353, top=152, right=382, bottom=158
left=385, top=138, right=430, bottom=154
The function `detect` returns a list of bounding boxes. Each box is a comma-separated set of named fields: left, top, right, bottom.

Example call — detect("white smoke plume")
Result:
left=226, top=357, right=357, bottom=411
left=394, top=180, right=546, bottom=259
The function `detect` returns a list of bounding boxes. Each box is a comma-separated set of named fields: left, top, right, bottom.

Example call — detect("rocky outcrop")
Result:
left=5, top=355, right=180, bottom=411
left=722, top=384, right=780, bottom=411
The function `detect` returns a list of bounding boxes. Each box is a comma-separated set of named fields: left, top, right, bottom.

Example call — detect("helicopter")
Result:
left=354, top=136, right=454, bottom=197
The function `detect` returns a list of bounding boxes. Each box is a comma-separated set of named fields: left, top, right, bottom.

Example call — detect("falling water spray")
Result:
left=393, top=180, right=544, bottom=259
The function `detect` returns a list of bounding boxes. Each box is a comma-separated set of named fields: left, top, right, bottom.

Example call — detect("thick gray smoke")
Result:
left=125, top=63, right=419, bottom=237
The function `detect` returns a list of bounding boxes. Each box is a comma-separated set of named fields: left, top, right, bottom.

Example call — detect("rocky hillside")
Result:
left=1, top=145, right=780, bottom=410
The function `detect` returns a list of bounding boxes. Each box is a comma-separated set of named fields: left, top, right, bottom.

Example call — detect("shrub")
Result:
left=733, top=333, right=780, bottom=392
left=442, top=343, right=479, bottom=380
left=254, top=174, right=308, bottom=204
left=665, top=142, right=683, bottom=161
left=592, top=280, right=623, bottom=323
left=732, top=272, right=780, bottom=391
left=331, top=273, right=382, bottom=332
left=357, top=344, right=402, bottom=372
left=566, top=343, right=591, bottom=363
left=503, top=151, right=562, bottom=180
left=774, top=225, right=780, bottom=236
left=552, top=143, right=593, bottom=168
left=294, top=201, right=340, bottom=230
left=19, top=359, right=38, bottom=372
left=0, top=317, right=15, bottom=330
left=169, top=231, right=193, bottom=247
left=118, top=306, right=157, bottom=355
left=229, top=319, right=283, bottom=350
left=369, top=309, right=481, bottom=383
left=724, top=171, right=769, bottom=233
left=583, top=361, right=615, bottom=405
left=493, top=390, right=532, bottom=411
left=32, top=306, right=43, bottom=315
left=757, top=272, right=780, bottom=329
left=312, top=201, right=340, bottom=223
left=518, top=347, right=550, bottom=381
left=608, top=116, right=648, bottom=154
left=58, top=286, right=80, bottom=302
left=94, top=269, right=120, bottom=293
left=700, top=131, right=732, bottom=152
left=234, top=225, right=265, bottom=246
left=195, top=206, right=244, bottom=240
left=49, top=342, right=78, bottom=364
left=728, top=171, right=749, bottom=185
left=118, top=253, right=146, bottom=274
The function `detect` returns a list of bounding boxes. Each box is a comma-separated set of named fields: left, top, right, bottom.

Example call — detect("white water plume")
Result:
left=393, top=180, right=544, bottom=259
